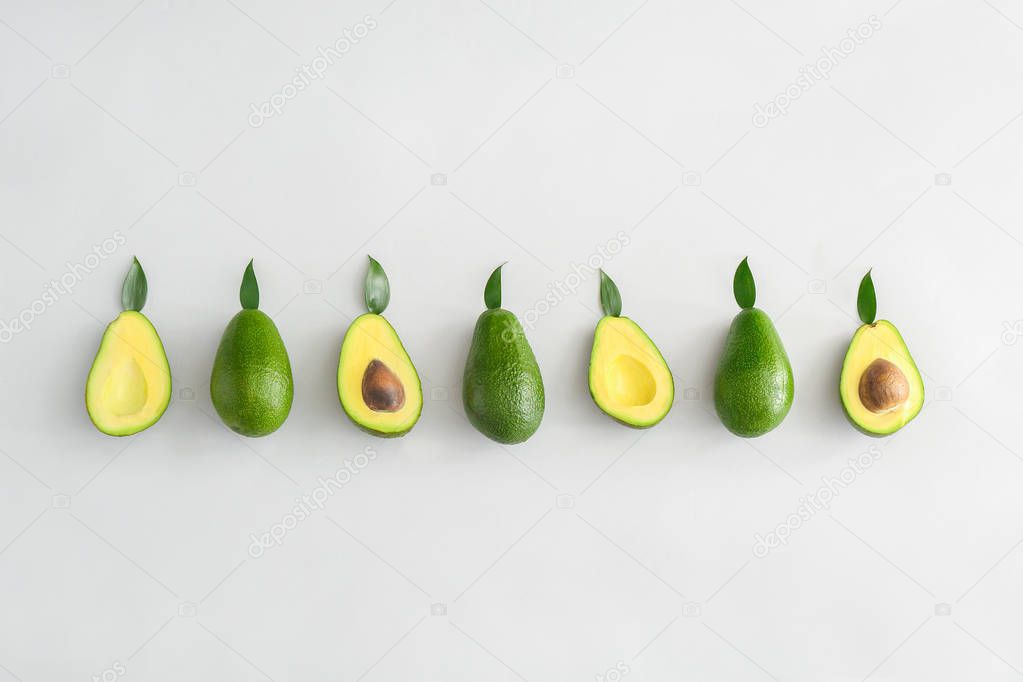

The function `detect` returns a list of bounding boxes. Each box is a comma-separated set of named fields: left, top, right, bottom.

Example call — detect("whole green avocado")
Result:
left=462, top=264, right=545, bottom=444
left=713, top=258, right=793, bottom=438
left=211, top=261, right=294, bottom=437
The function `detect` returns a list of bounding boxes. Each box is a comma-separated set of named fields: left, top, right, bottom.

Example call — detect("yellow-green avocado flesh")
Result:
left=337, top=313, right=422, bottom=437
left=840, top=320, right=923, bottom=436
left=85, top=311, right=171, bottom=436
left=588, top=316, right=674, bottom=428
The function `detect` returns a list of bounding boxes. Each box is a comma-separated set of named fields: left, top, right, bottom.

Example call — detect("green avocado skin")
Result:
left=211, top=309, right=294, bottom=438
left=462, top=308, right=545, bottom=444
left=713, top=308, right=793, bottom=438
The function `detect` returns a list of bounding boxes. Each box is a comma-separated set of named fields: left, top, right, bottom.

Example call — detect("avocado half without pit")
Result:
left=462, top=263, right=545, bottom=444
left=713, top=257, right=794, bottom=438
left=210, top=260, right=294, bottom=437
left=839, top=270, right=923, bottom=436
left=588, top=270, right=674, bottom=427
left=85, top=257, right=172, bottom=436
left=337, top=256, right=422, bottom=437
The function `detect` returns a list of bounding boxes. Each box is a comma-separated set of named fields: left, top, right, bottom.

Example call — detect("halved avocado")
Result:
left=839, top=271, right=923, bottom=436
left=840, top=320, right=923, bottom=436
left=337, top=257, right=422, bottom=437
left=338, top=314, right=422, bottom=437
left=587, top=271, right=673, bottom=428
left=85, top=259, right=171, bottom=436
left=589, top=317, right=674, bottom=427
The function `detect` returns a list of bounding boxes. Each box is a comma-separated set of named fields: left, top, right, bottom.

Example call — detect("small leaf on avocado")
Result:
left=599, top=270, right=622, bottom=317
left=240, top=259, right=259, bottom=310
left=484, top=263, right=504, bottom=309
left=121, top=257, right=148, bottom=312
left=364, top=255, right=390, bottom=314
left=733, top=257, right=756, bottom=309
left=857, top=269, right=876, bottom=325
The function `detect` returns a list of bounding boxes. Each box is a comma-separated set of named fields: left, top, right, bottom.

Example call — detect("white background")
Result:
left=1, top=0, right=1023, bottom=680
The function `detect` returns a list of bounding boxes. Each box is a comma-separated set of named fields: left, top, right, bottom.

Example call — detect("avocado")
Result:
left=713, top=257, right=794, bottom=437
left=337, top=256, right=423, bottom=437
left=588, top=270, right=674, bottom=428
left=840, top=270, right=923, bottom=436
left=85, top=257, right=171, bottom=436
left=462, top=264, right=544, bottom=444
left=210, top=260, right=293, bottom=437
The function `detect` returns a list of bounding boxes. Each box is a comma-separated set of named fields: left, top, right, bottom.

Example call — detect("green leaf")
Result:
left=732, top=257, right=756, bottom=309
left=121, top=256, right=148, bottom=312
left=484, top=263, right=504, bottom=310
left=240, top=259, right=259, bottom=310
left=364, top=255, right=390, bottom=314
left=857, top=269, right=876, bottom=324
left=598, top=269, right=622, bottom=317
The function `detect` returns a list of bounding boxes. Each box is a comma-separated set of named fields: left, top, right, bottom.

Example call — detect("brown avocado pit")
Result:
left=362, top=359, right=405, bottom=412
left=858, top=358, right=909, bottom=414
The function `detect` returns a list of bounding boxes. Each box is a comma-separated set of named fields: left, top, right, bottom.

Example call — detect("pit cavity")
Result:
left=606, top=354, right=656, bottom=407
left=103, top=357, right=148, bottom=416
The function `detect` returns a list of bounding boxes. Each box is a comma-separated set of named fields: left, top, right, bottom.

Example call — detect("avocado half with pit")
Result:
left=840, top=271, right=923, bottom=436
left=337, top=257, right=422, bottom=437
left=85, top=258, right=172, bottom=436
left=588, top=271, right=673, bottom=427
